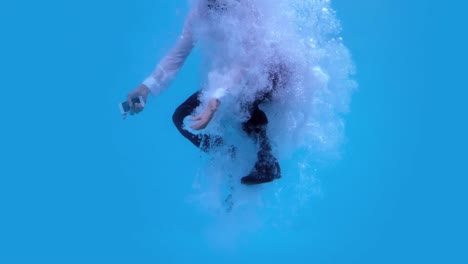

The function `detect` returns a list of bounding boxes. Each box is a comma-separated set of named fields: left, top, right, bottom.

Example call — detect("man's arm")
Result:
left=142, top=10, right=197, bottom=96
left=124, top=10, right=198, bottom=118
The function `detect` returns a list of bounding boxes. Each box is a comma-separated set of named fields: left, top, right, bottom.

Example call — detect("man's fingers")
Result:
left=191, top=122, right=202, bottom=130
left=127, top=94, right=134, bottom=107
left=134, top=103, right=140, bottom=113
left=126, top=94, right=134, bottom=114
left=122, top=113, right=127, bottom=120
left=191, top=119, right=208, bottom=130
left=134, top=103, right=144, bottom=113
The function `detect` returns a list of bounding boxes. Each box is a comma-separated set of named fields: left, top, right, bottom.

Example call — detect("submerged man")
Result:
left=124, top=0, right=289, bottom=184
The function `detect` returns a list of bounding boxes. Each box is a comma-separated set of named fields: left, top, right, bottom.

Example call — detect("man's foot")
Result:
left=241, top=155, right=281, bottom=185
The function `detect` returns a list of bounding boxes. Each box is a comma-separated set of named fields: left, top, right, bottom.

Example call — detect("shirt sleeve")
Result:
left=143, top=10, right=197, bottom=96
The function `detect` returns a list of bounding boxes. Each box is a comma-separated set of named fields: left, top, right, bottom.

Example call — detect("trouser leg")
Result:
left=240, top=104, right=281, bottom=185
left=241, top=103, right=272, bottom=154
left=239, top=64, right=287, bottom=184
left=172, top=91, right=222, bottom=152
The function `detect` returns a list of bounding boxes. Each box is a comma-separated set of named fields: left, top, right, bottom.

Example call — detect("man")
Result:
left=124, top=0, right=288, bottom=185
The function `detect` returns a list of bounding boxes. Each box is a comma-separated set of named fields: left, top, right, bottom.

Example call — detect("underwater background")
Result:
left=1, top=0, right=465, bottom=263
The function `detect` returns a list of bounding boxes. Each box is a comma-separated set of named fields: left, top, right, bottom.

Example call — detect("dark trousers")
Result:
left=172, top=64, right=287, bottom=154
left=172, top=91, right=271, bottom=153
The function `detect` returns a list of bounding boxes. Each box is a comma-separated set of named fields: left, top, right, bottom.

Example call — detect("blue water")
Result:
left=1, top=0, right=465, bottom=263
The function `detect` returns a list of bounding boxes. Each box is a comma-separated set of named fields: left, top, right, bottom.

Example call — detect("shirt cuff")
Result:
left=212, top=87, right=227, bottom=99
left=142, top=75, right=161, bottom=95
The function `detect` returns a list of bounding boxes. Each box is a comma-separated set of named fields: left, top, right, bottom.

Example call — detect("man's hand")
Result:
left=190, top=98, right=220, bottom=130
left=123, top=84, right=150, bottom=120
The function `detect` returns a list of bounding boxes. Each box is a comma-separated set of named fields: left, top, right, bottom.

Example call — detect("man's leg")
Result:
left=172, top=91, right=223, bottom=152
left=239, top=63, right=289, bottom=185
left=240, top=103, right=281, bottom=185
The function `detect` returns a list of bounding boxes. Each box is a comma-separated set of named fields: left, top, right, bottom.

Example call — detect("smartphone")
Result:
left=119, top=96, right=145, bottom=115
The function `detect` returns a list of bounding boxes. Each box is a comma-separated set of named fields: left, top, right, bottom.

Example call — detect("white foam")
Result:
left=187, top=0, right=356, bottom=228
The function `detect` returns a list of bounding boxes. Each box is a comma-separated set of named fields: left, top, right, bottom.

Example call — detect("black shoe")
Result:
left=241, top=156, right=281, bottom=185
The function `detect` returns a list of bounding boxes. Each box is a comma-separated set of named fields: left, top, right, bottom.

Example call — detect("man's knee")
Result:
left=242, top=107, right=268, bottom=135
left=172, top=106, right=186, bottom=131
left=173, top=91, right=200, bottom=130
